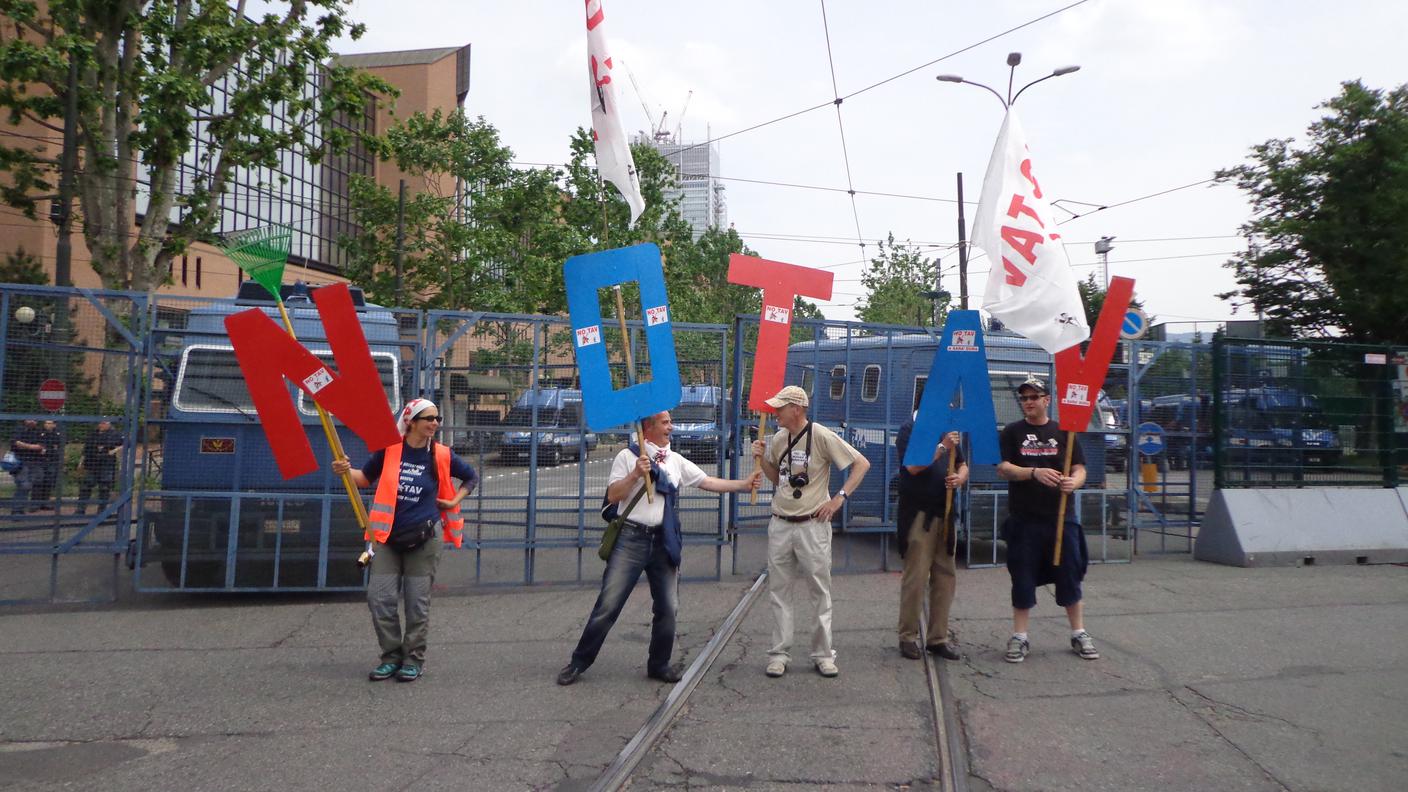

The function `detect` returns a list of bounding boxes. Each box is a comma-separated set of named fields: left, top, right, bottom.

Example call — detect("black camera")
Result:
left=788, top=472, right=809, bottom=497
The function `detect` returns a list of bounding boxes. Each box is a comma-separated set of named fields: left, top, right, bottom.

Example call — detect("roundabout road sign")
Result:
left=1136, top=421, right=1165, bottom=456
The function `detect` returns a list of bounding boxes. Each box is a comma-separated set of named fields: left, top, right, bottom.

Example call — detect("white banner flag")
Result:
left=585, top=0, right=645, bottom=226
left=973, top=110, right=1088, bottom=354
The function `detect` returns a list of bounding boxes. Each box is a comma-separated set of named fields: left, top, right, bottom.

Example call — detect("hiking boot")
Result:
left=765, top=659, right=787, bottom=678
left=899, top=640, right=922, bottom=660
left=928, top=642, right=962, bottom=661
left=1004, top=635, right=1030, bottom=663
left=395, top=664, right=423, bottom=683
left=815, top=658, right=839, bottom=678
left=368, top=662, right=399, bottom=681
left=1071, top=631, right=1100, bottom=660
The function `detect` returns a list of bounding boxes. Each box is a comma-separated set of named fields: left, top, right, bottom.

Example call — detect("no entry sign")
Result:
left=38, top=379, right=66, bottom=412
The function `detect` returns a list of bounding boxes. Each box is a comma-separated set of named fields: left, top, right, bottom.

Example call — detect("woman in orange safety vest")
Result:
left=333, top=398, right=478, bottom=683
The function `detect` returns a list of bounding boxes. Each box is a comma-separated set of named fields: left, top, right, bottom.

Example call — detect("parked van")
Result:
left=498, top=388, right=597, bottom=466
left=670, top=385, right=725, bottom=462
left=1220, top=387, right=1342, bottom=467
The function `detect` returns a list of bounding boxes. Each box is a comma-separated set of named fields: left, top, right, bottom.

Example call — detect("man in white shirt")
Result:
left=556, top=410, right=760, bottom=685
left=751, top=385, right=871, bottom=679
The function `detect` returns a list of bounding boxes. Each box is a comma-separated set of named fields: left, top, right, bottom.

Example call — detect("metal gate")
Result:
left=424, top=311, right=732, bottom=585
left=1124, top=340, right=1213, bottom=554
left=0, top=285, right=147, bottom=604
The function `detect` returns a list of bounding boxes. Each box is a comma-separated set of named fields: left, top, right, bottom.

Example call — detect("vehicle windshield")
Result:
left=174, top=345, right=399, bottom=415
left=503, top=405, right=562, bottom=427
left=672, top=404, right=717, bottom=423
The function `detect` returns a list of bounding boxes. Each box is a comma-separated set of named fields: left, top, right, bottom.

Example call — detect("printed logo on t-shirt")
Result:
left=1020, top=433, right=1061, bottom=457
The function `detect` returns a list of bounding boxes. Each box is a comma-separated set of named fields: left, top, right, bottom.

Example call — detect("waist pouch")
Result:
left=387, top=519, right=436, bottom=552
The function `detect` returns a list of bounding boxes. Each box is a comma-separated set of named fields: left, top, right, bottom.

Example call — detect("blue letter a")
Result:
left=902, top=310, right=1000, bottom=466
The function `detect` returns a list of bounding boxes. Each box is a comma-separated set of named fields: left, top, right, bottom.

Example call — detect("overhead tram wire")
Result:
left=666, top=0, right=1093, bottom=158
left=818, top=0, right=867, bottom=257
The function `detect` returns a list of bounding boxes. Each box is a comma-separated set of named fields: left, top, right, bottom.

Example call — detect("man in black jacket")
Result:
left=895, top=422, right=968, bottom=660
left=77, top=420, right=124, bottom=515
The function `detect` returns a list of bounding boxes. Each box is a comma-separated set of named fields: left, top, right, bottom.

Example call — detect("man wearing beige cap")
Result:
left=751, top=385, right=870, bottom=678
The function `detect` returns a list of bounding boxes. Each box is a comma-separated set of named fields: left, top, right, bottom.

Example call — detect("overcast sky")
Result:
left=337, top=0, right=1407, bottom=333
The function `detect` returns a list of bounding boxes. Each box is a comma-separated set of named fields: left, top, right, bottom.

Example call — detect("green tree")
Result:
left=856, top=234, right=945, bottom=326
left=1076, top=272, right=1146, bottom=328
left=0, top=0, right=387, bottom=291
left=1215, top=80, right=1408, bottom=341
left=0, top=247, right=48, bottom=284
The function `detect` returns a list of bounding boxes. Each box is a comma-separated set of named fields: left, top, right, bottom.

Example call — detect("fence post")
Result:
left=1212, top=336, right=1225, bottom=491
left=1384, top=345, right=1399, bottom=489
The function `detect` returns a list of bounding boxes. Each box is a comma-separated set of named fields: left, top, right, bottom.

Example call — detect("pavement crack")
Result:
left=1169, top=687, right=1294, bottom=791
left=1182, top=684, right=1315, bottom=734
left=270, top=604, right=319, bottom=649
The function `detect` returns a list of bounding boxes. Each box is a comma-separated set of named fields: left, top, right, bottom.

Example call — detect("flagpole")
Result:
left=600, top=178, right=654, bottom=503
left=1052, top=431, right=1076, bottom=566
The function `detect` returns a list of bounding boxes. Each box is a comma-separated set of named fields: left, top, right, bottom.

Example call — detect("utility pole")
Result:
left=52, top=56, right=79, bottom=289
left=393, top=179, right=406, bottom=305
left=955, top=172, right=969, bottom=310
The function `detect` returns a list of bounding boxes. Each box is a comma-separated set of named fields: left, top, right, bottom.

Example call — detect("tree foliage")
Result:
left=856, top=234, right=946, bottom=326
left=0, top=0, right=387, bottom=291
left=1076, top=272, right=1146, bottom=329
left=1216, top=80, right=1408, bottom=342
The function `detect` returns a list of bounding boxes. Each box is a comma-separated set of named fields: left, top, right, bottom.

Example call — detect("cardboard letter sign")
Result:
left=564, top=243, right=681, bottom=431
left=902, top=310, right=1001, bottom=466
left=224, top=283, right=401, bottom=479
left=1055, top=276, right=1135, bottom=432
left=726, top=254, right=834, bottom=411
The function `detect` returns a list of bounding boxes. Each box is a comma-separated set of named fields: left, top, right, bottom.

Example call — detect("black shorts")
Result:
left=1004, top=515, right=1088, bottom=609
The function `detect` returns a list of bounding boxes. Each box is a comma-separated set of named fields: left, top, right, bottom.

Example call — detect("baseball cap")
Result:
left=764, top=385, right=810, bottom=409
left=1016, top=377, right=1049, bottom=395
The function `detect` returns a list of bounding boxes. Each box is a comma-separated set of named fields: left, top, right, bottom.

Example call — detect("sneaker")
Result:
left=815, top=658, right=839, bottom=678
left=368, top=662, right=399, bottom=681
left=395, top=664, right=423, bottom=683
left=1071, top=631, right=1100, bottom=660
left=1004, top=635, right=1030, bottom=663
left=765, top=659, right=787, bottom=678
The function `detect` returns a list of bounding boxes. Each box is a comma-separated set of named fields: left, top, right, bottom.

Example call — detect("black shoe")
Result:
left=647, top=664, right=684, bottom=683
left=927, top=642, right=962, bottom=661
left=898, top=640, right=922, bottom=660
left=556, top=664, right=584, bottom=686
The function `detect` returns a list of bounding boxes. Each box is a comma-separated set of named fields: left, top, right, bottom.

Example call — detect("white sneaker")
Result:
left=815, top=658, right=839, bottom=678
left=765, top=659, right=787, bottom=678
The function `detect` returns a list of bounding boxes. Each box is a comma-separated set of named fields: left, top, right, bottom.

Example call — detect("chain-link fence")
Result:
left=0, top=285, right=147, bottom=604
left=1214, top=337, right=1403, bottom=489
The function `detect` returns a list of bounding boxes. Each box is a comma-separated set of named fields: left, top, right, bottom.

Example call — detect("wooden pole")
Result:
left=273, top=302, right=371, bottom=537
left=940, top=437, right=958, bottom=549
left=750, top=412, right=769, bottom=504
left=600, top=178, right=653, bottom=502
left=1052, top=430, right=1076, bottom=566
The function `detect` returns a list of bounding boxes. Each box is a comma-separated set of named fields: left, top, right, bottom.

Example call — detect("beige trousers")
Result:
left=897, top=511, right=956, bottom=645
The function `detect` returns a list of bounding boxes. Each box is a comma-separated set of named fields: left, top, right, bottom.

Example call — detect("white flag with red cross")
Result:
left=585, top=0, right=645, bottom=226
left=973, top=110, right=1088, bottom=354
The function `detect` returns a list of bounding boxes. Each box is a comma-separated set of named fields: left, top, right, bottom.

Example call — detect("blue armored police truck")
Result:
left=138, top=282, right=410, bottom=589
left=772, top=330, right=1114, bottom=531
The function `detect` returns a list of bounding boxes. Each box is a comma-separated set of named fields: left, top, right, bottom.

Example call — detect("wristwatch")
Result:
left=838, top=490, right=849, bottom=500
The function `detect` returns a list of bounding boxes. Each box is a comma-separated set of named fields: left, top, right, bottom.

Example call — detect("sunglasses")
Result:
left=413, top=414, right=443, bottom=423
left=1017, top=394, right=1045, bottom=402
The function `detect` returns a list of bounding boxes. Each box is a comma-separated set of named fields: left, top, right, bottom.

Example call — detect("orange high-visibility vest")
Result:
left=365, top=441, right=464, bottom=549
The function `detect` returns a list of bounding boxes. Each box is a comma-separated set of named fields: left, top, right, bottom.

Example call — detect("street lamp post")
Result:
left=1095, top=236, right=1116, bottom=288
left=937, top=53, right=1080, bottom=313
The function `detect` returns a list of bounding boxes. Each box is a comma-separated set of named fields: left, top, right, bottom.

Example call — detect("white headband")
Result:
left=397, top=398, right=438, bottom=435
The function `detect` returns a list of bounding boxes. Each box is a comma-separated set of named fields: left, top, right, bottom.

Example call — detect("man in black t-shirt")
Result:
left=996, top=378, right=1099, bottom=664
left=895, top=421, right=968, bottom=661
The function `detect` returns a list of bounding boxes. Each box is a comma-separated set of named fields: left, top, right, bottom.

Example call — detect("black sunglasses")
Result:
left=1017, top=394, right=1045, bottom=402
left=414, top=414, right=443, bottom=422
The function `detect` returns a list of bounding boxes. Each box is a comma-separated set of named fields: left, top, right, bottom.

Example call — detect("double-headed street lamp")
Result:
left=936, top=53, right=1080, bottom=311
left=936, top=51, right=1081, bottom=110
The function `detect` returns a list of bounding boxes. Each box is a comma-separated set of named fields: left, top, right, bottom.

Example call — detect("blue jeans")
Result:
left=571, top=525, right=679, bottom=675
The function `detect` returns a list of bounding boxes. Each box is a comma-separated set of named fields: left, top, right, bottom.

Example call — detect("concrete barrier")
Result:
left=1195, top=487, right=1408, bottom=567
